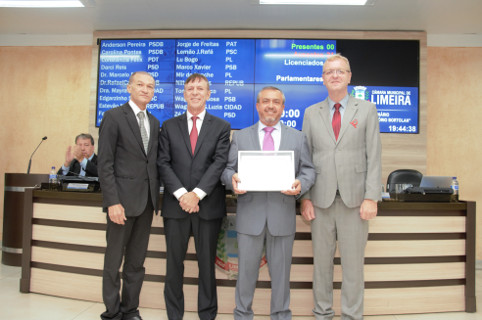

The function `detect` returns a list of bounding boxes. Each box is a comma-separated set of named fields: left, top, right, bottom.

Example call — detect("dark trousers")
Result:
left=101, top=201, right=154, bottom=320
left=163, top=214, right=223, bottom=320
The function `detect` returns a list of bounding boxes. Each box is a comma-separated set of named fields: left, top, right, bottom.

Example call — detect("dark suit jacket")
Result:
left=98, top=103, right=160, bottom=216
left=158, top=112, right=231, bottom=220
left=58, top=154, right=98, bottom=177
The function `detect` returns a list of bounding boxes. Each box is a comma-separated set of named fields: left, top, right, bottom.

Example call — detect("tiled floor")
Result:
left=1, top=262, right=481, bottom=320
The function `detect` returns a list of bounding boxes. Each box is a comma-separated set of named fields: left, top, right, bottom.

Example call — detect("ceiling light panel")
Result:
left=260, top=0, right=368, bottom=5
left=0, top=0, right=84, bottom=7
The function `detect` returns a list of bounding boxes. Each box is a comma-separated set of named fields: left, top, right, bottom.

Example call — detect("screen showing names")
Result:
left=96, top=38, right=419, bottom=133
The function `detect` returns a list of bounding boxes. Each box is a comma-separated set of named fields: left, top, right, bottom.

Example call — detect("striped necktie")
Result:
left=137, top=112, right=149, bottom=152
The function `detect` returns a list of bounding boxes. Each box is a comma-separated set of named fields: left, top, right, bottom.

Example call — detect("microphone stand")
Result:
left=27, top=136, right=47, bottom=174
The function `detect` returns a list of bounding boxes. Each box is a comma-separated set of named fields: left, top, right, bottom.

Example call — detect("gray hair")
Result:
left=256, top=86, right=286, bottom=104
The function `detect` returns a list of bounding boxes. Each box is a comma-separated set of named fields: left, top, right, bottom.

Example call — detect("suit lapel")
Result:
left=338, top=97, right=359, bottom=142
left=177, top=113, right=192, bottom=156
left=146, top=111, right=157, bottom=154
left=317, top=100, right=337, bottom=143
left=250, top=123, right=262, bottom=150
left=279, top=123, right=289, bottom=150
left=193, top=112, right=211, bottom=157
left=122, top=104, right=146, bottom=155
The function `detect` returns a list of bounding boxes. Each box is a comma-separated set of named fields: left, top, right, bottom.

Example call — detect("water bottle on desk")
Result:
left=49, top=166, right=58, bottom=191
left=450, top=176, right=459, bottom=202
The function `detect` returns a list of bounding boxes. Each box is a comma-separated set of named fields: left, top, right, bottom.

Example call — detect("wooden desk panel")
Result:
left=2, top=173, right=48, bottom=266
left=21, top=190, right=476, bottom=315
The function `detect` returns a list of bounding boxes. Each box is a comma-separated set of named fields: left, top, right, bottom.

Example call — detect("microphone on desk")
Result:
left=27, top=136, right=47, bottom=174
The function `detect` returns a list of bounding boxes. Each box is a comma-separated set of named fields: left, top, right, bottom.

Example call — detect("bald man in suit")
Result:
left=98, top=71, right=160, bottom=320
left=301, top=54, right=382, bottom=320
left=221, top=86, right=315, bottom=320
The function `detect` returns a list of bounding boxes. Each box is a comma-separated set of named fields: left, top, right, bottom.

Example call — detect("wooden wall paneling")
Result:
left=23, top=192, right=475, bottom=316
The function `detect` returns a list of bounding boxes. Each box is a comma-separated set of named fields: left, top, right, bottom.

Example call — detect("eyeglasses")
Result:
left=322, top=69, right=351, bottom=76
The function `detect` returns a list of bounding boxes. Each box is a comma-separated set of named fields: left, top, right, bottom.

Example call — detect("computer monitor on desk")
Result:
left=419, top=176, right=452, bottom=188
left=392, top=176, right=453, bottom=202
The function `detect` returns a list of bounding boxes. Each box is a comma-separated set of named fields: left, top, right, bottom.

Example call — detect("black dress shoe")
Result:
left=123, top=316, right=142, bottom=320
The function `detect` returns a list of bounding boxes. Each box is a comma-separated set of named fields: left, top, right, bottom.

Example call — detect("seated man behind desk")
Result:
left=58, top=133, right=98, bottom=177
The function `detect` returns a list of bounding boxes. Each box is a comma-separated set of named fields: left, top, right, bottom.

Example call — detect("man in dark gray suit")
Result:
left=58, top=133, right=98, bottom=177
left=98, top=71, right=160, bottom=320
left=301, top=54, right=382, bottom=320
left=221, top=86, right=315, bottom=320
left=158, top=73, right=231, bottom=320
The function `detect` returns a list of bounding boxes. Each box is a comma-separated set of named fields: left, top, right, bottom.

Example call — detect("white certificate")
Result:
left=237, top=150, right=295, bottom=191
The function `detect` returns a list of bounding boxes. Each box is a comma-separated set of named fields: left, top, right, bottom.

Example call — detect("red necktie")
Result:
left=332, top=103, right=341, bottom=140
left=190, top=116, right=198, bottom=154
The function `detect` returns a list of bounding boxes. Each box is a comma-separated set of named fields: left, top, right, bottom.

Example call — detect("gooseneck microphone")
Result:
left=27, top=136, right=47, bottom=174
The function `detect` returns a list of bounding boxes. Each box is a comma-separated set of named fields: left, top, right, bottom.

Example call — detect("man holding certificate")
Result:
left=221, top=86, right=315, bottom=320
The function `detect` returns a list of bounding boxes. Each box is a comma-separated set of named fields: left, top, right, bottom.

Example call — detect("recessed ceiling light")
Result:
left=0, top=0, right=84, bottom=7
left=260, top=0, right=368, bottom=5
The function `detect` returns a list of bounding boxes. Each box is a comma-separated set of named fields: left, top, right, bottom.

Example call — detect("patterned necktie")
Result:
left=137, top=112, right=149, bottom=152
left=332, top=103, right=341, bottom=140
left=263, top=126, right=275, bottom=151
left=190, top=116, right=198, bottom=154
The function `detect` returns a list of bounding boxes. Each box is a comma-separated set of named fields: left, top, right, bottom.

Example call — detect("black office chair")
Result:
left=386, top=169, right=423, bottom=193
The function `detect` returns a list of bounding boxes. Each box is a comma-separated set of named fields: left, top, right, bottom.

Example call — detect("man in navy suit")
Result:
left=158, top=73, right=231, bottom=320
left=58, top=133, right=98, bottom=177
left=221, top=86, right=315, bottom=319
left=98, top=71, right=160, bottom=320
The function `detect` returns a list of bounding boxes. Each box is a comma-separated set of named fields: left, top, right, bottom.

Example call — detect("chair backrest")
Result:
left=386, top=169, right=423, bottom=193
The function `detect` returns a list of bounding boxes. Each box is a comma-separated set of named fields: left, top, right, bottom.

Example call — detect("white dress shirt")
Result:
left=129, top=100, right=150, bottom=141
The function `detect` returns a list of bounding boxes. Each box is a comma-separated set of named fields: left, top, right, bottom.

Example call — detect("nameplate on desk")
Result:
left=66, top=183, right=90, bottom=190
left=61, top=182, right=98, bottom=192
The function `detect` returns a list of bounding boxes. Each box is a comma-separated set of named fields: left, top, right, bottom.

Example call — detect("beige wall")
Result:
left=0, top=44, right=481, bottom=259
left=0, top=46, right=92, bottom=226
left=427, top=47, right=482, bottom=258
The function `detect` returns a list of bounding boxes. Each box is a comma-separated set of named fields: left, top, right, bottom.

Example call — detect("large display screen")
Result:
left=96, top=38, right=419, bottom=133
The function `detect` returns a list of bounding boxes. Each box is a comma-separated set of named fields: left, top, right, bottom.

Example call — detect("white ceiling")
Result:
left=1, top=0, right=481, bottom=46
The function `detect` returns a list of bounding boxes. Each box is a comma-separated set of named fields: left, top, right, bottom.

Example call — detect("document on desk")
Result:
left=237, top=150, right=295, bottom=191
